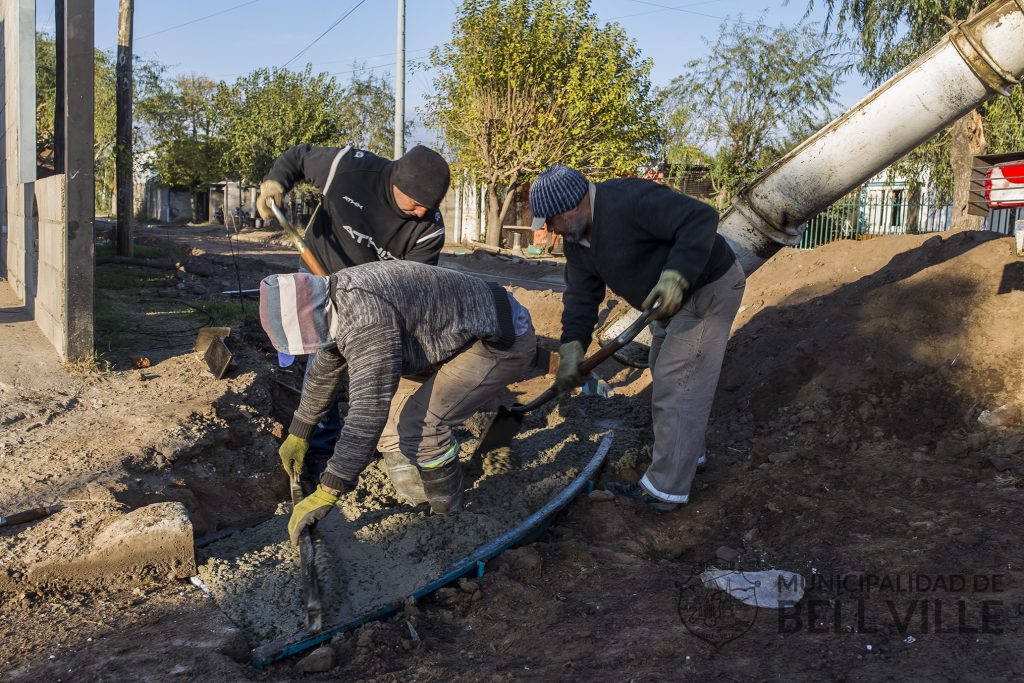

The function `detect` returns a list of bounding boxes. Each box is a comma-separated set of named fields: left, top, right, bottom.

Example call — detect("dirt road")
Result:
left=2, top=225, right=1023, bottom=681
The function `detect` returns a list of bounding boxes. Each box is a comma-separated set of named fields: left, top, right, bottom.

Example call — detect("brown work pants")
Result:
left=640, top=261, right=746, bottom=503
left=377, top=329, right=537, bottom=468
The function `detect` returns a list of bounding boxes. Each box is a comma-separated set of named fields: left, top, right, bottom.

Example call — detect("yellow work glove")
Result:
left=555, top=340, right=585, bottom=395
left=642, top=268, right=690, bottom=320
left=256, top=179, right=286, bottom=221
left=287, top=485, right=338, bottom=545
left=278, top=434, right=309, bottom=478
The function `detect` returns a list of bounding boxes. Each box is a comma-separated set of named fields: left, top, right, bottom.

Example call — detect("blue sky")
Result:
left=40, top=0, right=869, bottom=144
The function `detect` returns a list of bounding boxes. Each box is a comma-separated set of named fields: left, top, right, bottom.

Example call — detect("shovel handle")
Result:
left=269, top=200, right=330, bottom=277
left=514, top=302, right=661, bottom=414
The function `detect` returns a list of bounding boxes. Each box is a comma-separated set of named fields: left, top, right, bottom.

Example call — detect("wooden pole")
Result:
left=115, top=0, right=134, bottom=257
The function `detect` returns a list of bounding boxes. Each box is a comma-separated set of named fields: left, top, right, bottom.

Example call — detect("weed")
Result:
left=63, top=350, right=113, bottom=378
left=994, top=472, right=1023, bottom=487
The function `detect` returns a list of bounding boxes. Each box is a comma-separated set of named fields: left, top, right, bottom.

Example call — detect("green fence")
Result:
left=797, top=193, right=1020, bottom=249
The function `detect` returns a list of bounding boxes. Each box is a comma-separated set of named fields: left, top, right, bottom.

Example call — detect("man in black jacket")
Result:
left=255, top=143, right=451, bottom=486
left=529, top=164, right=746, bottom=512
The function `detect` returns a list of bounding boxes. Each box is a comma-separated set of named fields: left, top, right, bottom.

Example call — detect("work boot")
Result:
left=419, top=459, right=464, bottom=515
left=605, top=481, right=682, bottom=512
left=381, top=449, right=427, bottom=506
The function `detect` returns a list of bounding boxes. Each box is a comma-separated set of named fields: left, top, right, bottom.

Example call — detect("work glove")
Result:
left=555, top=340, right=585, bottom=395
left=287, top=485, right=338, bottom=545
left=642, top=268, right=690, bottom=320
left=278, top=434, right=309, bottom=478
left=256, top=179, right=286, bottom=221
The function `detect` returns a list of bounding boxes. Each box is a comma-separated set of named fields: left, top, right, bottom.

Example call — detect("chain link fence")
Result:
left=797, top=191, right=1020, bottom=249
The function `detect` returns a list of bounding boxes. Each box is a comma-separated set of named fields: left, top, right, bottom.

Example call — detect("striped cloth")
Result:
left=259, top=273, right=334, bottom=355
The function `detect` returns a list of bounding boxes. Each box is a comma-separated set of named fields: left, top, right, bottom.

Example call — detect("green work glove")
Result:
left=256, top=179, right=286, bottom=221
left=555, top=340, right=585, bottom=395
left=287, top=485, right=339, bottom=545
left=278, top=434, right=309, bottom=478
left=642, top=268, right=690, bottom=320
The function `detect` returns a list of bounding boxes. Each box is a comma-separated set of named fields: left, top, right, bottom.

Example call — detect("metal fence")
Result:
left=797, top=193, right=1021, bottom=249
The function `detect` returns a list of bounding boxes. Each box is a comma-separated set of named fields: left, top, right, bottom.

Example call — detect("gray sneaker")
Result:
left=604, top=481, right=681, bottom=512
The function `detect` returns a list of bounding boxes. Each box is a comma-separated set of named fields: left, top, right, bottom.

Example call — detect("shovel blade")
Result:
left=473, top=405, right=525, bottom=458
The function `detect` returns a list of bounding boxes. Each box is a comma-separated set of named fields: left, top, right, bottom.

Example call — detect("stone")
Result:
left=715, top=546, right=741, bottom=563
left=768, top=451, right=798, bottom=465
left=858, top=402, right=874, bottom=422
left=27, top=502, right=195, bottom=588
left=298, top=645, right=335, bottom=673
left=933, top=438, right=966, bottom=459
left=966, top=433, right=987, bottom=452
left=458, top=579, right=479, bottom=594
left=588, top=489, right=615, bottom=502
left=978, top=404, right=1020, bottom=428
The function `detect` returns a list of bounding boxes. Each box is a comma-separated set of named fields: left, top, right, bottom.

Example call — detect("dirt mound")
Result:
left=717, top=230, right=1023, bottom=430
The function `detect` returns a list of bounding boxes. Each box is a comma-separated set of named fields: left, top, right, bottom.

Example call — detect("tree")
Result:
left=216, top=66, right=345, bottom=183
left=659, top=18, right=848, bottom=209
left=36, top=32, right=160, bottom=213
left=335, top=68, right=398, bottom=157
left=136, top=74, right=225, bottom=222
left=815, top=0, right=1022, bottom=228
left=425, top=0, right=660, bottom=245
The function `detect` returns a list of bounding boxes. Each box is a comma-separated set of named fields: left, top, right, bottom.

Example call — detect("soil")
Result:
left=2, top=223, right=1023, bottom=681
left=198, top=395, right=636, bottom=645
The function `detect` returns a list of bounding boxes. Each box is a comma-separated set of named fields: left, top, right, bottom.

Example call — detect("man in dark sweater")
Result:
left=255, top=143, right=451, bottom=486
left=259, top=261, right=536, bottom=544
left=529, top=164, right=746, bottom=512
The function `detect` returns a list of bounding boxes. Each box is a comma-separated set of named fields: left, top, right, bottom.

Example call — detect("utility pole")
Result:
left=393, top=0, right=405, bottom=159
left=115, top=0, right=134, bottom=256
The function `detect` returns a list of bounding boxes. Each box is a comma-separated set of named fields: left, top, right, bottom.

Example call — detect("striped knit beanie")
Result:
left=259, top=273, right=334, bottom=355
left=529, top=165, right=588, bottom=218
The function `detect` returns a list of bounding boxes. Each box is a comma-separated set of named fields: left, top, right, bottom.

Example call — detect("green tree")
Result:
left=217, top=66, right=343, bottom=183
left=136, top=74, right=225, bottom=222
left=36, top=32, right=161, bottom=213
left=816, top=0, right=1023, bottom=227
left=335, top=67, right=398, bottom=156
left=425, top=0, right=660, bottom=245
left=659, top=18, right=848, bottom=209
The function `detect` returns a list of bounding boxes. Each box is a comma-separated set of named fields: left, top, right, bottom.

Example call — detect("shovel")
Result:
left=291, top=472, right=323, bottom=632
left=473, top=301, right=661, bottom=457
left=268, top=199, right=329, bottom=277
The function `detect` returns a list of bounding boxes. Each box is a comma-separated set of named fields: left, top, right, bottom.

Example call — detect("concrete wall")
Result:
left=1, top=0, right=93, bottom=360
left=2, top=0, right=37, bottom=301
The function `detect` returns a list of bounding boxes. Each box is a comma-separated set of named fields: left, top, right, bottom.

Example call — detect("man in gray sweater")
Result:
left=259, top=261, right=536, bottom=543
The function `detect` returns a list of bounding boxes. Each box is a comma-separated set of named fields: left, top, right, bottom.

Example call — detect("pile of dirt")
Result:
left=197, top=393, right=648, bottom=645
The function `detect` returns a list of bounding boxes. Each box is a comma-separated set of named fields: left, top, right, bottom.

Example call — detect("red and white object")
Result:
left=985, top=163, right=1024, bottom=208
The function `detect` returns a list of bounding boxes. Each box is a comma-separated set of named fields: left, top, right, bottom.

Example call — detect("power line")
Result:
left=281, top=0, right=371, bottom=69
left=134, top=0, right=267, bottom=42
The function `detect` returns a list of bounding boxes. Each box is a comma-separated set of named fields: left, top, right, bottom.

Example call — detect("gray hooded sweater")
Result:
left=287, top=260, right=516, bottom=491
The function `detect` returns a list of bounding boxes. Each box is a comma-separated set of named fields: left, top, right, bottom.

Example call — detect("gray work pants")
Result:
left=378, top=329, right=537, bottom=467
left=640, top=261, right=746, bottom=503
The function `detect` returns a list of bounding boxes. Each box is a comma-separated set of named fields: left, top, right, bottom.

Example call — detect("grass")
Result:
left=201, top=299, right=250, bottom=327
left=94, top=266, right=173, bottom=290
left=95, top=242, right=184, bottom=260
left=63, top=350, right=113, bottom=378
left=994, top=472, right=1023, bottom=487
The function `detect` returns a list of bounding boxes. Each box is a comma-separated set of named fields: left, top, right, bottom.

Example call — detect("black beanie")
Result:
left=391, top=145, right=451, bottom=208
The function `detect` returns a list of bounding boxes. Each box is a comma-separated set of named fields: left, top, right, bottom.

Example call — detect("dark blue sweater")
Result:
left=561, top=178, right=735, bottom=346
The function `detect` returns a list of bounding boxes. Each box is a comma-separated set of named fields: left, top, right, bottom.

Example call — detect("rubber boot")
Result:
left=381, top=449, right=428, bottom=505
left=419, top=459, right=464, bottom=515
